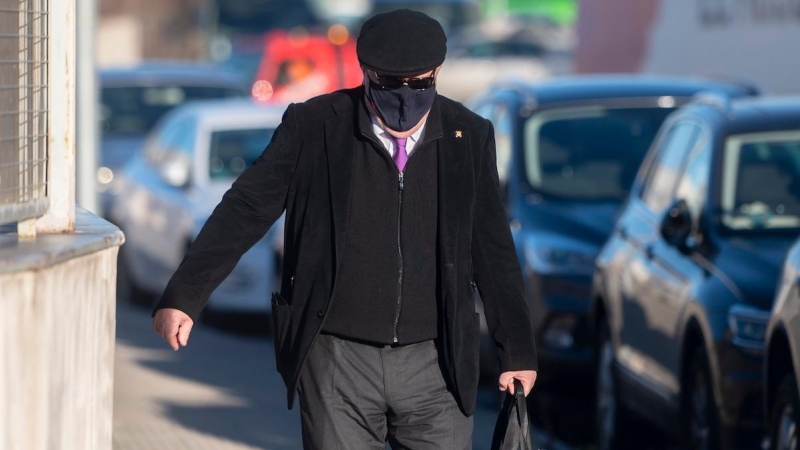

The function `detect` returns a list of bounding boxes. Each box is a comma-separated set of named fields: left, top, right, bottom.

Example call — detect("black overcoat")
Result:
left=155, top=86, right=538, bottom=415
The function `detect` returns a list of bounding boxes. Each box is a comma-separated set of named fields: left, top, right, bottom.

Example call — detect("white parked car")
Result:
left=112, top=99, right=287, bottom=315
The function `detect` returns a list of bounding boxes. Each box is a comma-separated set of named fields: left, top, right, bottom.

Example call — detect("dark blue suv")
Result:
left=468, top=76, right=757, bottom=385
left=592, top=97, right=800, bottom=450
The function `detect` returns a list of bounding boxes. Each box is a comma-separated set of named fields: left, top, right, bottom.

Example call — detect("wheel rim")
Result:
left=776, top=402, right=798, bottom=450
left=690, top=369, right=710, bottom=450
left=597, top=338, right=617, bottom=450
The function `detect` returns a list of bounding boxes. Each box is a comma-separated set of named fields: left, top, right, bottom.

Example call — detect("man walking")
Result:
left=152, top=9, right=537, bottom=449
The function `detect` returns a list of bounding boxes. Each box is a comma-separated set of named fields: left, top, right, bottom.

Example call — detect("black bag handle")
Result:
left=490, top=379, right=533, bottom=450
left=512, top=380, right=531, bottom=447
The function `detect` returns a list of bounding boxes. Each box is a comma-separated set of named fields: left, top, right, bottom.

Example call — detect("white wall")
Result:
left=1, top=246, right=120, bottom=450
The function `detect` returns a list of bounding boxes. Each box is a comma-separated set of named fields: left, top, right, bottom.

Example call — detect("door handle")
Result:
left=645, top=244, right=654, bottom=260
left=617, top=225, right=628, bottom=239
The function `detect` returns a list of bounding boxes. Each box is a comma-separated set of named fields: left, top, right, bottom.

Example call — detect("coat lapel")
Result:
left=325, top=97, right=358, bottom=271
left=435, top=99, right=469, bottom=271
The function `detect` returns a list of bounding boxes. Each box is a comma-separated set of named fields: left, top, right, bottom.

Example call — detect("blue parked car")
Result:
left=468, top=75, right=757, bottom=385
left=593, top=97, right=800, bottom=450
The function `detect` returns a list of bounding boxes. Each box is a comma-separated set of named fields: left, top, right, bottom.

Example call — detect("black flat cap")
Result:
left=357, top=9, right=447, bottom=77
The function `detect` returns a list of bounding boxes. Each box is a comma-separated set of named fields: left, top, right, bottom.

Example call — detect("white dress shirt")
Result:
left=370, top=116, right=427, bottom=158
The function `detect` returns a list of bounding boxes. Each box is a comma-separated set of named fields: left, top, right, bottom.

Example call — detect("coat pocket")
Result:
left=271, top=292, right=291, bottom=374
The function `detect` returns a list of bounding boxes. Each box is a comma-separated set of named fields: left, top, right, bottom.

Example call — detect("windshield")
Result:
left=100, top=85, right=243, bottom=136
left=720, top=131, right=800, bottom=232
left=524, top=106, right=674, bottom=202
left=208, top=127, right=275, bottom=179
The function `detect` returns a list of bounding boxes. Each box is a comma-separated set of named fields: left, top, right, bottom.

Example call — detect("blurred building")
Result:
left=576, top=0, right=800, bottom=94
left=98, top=0, right=209, bottom=65
left=483, top=0, right=577, bottom=25
left=96, top=0, right=351, bottom=66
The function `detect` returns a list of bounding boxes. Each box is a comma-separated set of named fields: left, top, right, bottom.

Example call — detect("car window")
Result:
left=146, top=117, right=193, bottom=164
left=524, top=106, right=674, bottom=202
left=145, top=122, right=179, bottom=164
left=100, top=85, right=242, bottom=136
left=208, top=127, right=275, bottom=179
left=172, top=120, right=197, bottom=155
left=720, top=131, right=800, bottom=232
left=674, top=130, right=712, bottom=225
left=640, top=122, right=700, bottom=213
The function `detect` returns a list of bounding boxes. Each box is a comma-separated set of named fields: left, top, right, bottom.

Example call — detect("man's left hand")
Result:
left=499, top=370, right=537, bottom=396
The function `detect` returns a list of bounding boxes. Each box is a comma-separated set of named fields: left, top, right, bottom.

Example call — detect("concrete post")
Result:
left=76, top=0, right=99, bottom=215
left=36, top=0, right=77, bottom=233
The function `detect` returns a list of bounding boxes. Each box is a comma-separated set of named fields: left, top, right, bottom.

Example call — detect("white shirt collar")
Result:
left=370, top=115, right=426, bottom=149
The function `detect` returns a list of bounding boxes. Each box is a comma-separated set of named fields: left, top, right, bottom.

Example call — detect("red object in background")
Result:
left=252, top=29, right=362, bottom=103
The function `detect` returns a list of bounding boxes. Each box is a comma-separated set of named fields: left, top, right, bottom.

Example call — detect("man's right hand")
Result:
left=152, top=308, right=194, bottom=351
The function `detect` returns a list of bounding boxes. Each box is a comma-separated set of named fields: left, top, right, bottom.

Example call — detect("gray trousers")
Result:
left=296, top=334, right=473, bottom=450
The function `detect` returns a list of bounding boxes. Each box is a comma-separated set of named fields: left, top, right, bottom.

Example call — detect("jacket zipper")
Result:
left=392, top=171, right=404, bottom=343
left=359, top=130, right=421, bottom=344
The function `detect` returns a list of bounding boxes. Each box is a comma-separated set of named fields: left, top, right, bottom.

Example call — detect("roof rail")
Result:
left=697, top=74, right=761, bottom=96
left=489, top=78, right=539, bottom=107
left=690, top=91, right=733, bottom=112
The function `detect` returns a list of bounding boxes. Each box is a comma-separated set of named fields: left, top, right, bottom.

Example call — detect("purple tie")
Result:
left=393, top=137, right=408, bottom=172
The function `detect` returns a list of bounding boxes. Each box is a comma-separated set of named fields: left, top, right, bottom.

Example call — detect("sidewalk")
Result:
left=112, top=301, right=571, bottom=450
left=113, top=302, right=301, bottom=450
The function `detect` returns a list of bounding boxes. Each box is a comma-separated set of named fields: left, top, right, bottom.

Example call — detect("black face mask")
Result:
left=367, top=78, right=436, bottom=132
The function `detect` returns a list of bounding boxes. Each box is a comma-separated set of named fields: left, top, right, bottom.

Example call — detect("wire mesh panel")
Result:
left=0, top=0, right=48, bottom=225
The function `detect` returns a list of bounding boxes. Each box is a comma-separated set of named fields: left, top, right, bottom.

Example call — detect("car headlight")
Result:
left=728, top=304, right=770, bottom=350
left=524, top=240, right=596, bottom=274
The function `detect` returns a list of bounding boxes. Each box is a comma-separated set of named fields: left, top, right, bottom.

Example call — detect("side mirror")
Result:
left=660, top=199, right=692, bottom=249
left=158, top=151, right=191, bottom=188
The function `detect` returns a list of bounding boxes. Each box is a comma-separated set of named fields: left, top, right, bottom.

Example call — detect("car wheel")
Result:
left=595, top=320, right=634, bottom=450
left=771, top=374, right=799, bottom=450
left=684, top=347, right=721, bottom=450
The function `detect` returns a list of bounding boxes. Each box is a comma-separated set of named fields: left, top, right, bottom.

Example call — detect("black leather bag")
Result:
left=490, top=380, right=533, bottom=450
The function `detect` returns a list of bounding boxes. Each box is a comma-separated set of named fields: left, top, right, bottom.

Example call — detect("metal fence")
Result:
left=0, top=0, right=48, bottom=225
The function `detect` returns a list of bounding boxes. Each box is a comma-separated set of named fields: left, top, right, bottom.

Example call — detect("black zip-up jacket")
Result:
left=320, top=122, right=439, bottom=345
left=153, top=86, right=538, bottom=416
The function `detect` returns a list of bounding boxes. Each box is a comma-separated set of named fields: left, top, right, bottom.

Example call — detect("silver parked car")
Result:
left=99, top=62, right=249, bottom=218
left=112, top=99, right=286, bottom=315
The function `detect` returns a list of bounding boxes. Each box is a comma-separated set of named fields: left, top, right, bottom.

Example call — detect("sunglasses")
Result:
left=373, top=73, right=436, bottom=90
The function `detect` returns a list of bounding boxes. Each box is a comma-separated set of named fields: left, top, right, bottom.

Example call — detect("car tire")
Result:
left=770, top=374, right=799, bottom=450
left=683, top=346, right=722, bottom=450
left=594, top=320, right=635, bottom=450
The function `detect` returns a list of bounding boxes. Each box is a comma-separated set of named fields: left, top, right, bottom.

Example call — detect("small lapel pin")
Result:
left=454, top=130, right=462, bottom=138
